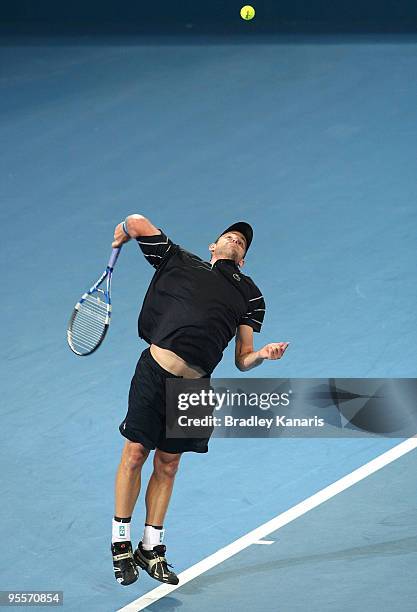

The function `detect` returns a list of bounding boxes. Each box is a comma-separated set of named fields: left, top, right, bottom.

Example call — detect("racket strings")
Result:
left=68, top=293, right=109, bottom=354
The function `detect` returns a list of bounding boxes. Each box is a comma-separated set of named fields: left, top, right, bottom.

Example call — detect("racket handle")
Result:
left=107, top=247, right=121, bottom=270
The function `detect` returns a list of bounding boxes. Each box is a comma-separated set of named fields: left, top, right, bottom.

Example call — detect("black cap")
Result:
left=217, top=221, right=253, bottom=253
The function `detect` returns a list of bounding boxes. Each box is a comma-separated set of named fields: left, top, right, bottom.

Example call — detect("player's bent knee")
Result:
left=123, top=441, right=149, bottom=470
left=154, top=453, right=181, bottom=479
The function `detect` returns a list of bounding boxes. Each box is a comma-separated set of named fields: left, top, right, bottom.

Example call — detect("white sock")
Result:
left=142, top=525, right=165, bottom=550
left=112, top=517, right=131, bottom=543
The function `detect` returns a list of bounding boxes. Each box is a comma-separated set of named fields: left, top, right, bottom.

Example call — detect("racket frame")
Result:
left=67, top=247, right=121, bottom=356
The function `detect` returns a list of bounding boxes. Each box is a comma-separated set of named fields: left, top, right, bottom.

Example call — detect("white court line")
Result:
left=117, top=437, right=417, bottom=612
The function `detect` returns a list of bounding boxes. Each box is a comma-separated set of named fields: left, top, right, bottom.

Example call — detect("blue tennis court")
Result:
left=129, top=444, right=417, bottom=612
left=1, top=24, right=417, bottom=612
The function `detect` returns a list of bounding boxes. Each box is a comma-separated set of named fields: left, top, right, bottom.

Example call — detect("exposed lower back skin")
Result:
left=150, top=344, right=207, bottom=378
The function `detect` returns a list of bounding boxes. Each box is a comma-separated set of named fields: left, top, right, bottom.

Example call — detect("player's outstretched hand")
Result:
left=112, top=222, right=131, bottom=248
left=258, top=342, right=289, bottom=360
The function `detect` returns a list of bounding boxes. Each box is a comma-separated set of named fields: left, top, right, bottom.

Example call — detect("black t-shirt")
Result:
left=136, top=231, right=266, bottom=374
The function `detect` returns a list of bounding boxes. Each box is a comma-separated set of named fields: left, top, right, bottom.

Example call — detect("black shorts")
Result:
left=119, top=347, right=211, bottom=454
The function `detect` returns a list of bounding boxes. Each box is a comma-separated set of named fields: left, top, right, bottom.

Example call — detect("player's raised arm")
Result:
left=113, top=215, right=174, bottom=270
left=112, top=214, right=161, bottom=247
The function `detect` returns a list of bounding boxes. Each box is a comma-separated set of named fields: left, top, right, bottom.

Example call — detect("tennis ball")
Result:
left=240, top=5, right=255, bottom=20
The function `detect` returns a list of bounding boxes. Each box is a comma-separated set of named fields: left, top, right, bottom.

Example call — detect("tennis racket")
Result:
left=67, top=247, right=121, bottom=356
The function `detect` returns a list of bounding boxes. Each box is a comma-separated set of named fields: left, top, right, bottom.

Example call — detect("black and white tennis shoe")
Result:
left=134, top=542, right=179, bottom=585
left=111, top=541, right=139, bottom=586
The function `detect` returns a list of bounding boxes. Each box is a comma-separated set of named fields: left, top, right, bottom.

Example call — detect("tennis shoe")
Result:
left=111, top=541, right=139, bottom=586
left=134, top=542, right=179, bottom=585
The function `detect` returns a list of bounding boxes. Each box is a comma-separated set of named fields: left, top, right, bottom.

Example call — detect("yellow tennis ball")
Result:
left=240, top=5, right=255, bottom=20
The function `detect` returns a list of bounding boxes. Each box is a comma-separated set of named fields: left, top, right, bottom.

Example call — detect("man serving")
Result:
left=110, top=215, right=289, bottom=586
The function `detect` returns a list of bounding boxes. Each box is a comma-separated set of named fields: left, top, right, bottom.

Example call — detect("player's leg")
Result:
left=145, top=449, right=181, bottom=524
left=112, top=347, right=161, bottom=586
left=134, top=450, right=181, bottom=585
left=112, top=440, right=150, bottom=586
left=115, top=440, right=150, bottom=517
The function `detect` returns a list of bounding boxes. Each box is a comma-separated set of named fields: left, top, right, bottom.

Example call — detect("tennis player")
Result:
left=110, top=215, right=289, bottom=586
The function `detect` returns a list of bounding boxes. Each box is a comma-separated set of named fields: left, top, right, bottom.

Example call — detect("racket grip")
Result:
left=108, top=247, right=121, bottom=270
